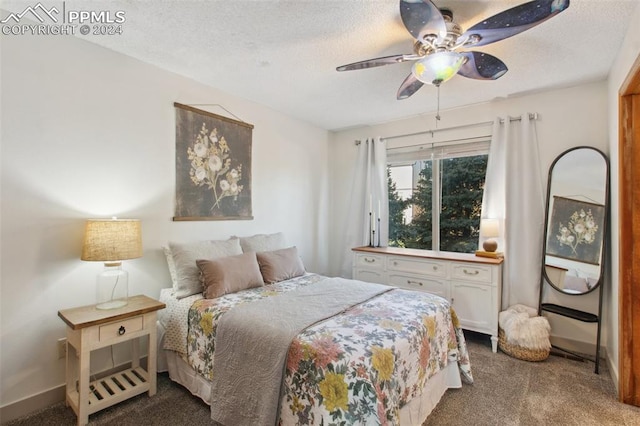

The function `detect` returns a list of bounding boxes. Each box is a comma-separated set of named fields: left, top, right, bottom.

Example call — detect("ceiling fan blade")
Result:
left=461, top=0, right=570, bottom=48
left=397, top=73, right=424, bottom=100
left=400, top=0, right=446, bottom=43
left=336, top=54, right=417, bottom=71
left=457, top=52, right=508, bottom=80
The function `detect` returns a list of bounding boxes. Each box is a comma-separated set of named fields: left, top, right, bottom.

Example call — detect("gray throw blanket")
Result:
left=210, top=277, right=392, bottom=426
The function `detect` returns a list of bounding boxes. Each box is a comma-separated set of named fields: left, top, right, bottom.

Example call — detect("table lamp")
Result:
left=81, top=218, right=142, bottom=309
left=480, top=218, right=500, bottom=252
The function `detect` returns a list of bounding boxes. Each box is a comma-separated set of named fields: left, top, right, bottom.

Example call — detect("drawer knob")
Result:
left=364, top=258, right=375, bottom=263
left=393, top=261, right=398, bottom=266
left=463, top=269, right=479, bottom=275
left=432, top=266, right=438, bottom=270
left=118, top=326, right=126, bottom=336
left=407, top=280, right=423, bottom=286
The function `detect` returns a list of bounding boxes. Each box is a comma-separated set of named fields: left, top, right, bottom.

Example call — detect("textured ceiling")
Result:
left=3, top=0, right=638, bottom=130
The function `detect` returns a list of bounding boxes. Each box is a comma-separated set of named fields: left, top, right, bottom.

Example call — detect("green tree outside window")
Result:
left=388, top=154, right=488, bottom=253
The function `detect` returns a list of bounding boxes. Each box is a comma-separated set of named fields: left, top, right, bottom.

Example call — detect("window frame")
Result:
left=387, top=137, right=491, bottom=252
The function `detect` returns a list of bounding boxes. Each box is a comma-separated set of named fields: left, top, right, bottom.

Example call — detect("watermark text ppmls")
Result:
left=1, top=2, right=127, bottom=36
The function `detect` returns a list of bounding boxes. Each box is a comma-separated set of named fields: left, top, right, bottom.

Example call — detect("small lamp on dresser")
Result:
left=480, top=218, right=500, bottom=252
left=476, top=218, right=503, bottom=258
left=81, top=218, right=142, bottom=309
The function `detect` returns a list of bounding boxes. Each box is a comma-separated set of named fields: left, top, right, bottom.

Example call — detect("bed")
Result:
left=157, top=234, right=473, bottom=425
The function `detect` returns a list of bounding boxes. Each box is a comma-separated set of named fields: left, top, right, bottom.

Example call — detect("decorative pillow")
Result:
left=196, top=252, right=264, bottom=299
left=256, top=246, right=306, bottom=284
left=239, top=232, right=286, bottom=253
left=168, top=238, right=242, bottom=299
left=163, top=246, right=178, bottom=288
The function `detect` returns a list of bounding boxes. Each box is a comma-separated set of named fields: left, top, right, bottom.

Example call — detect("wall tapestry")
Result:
left=173, top=102, right=253, bottom=221
left=546, top=196, right=605, bottom=265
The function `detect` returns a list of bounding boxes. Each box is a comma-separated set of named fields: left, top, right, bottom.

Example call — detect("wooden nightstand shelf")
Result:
left=58, top=295, right=165, bottom=426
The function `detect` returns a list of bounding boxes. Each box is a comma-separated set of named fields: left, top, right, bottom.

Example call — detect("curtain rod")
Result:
left=377, top=112, right=539, bottom=143
left=386, top=134, right=492, bottom=151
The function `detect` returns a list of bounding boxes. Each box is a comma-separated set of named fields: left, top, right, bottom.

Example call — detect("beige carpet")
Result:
left=426, top=333, right=640, bottom=425
left=5, top=333, right=640, bottom=425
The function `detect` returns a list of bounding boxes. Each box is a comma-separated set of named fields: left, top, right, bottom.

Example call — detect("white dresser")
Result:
left=352, top=246, right=503, bottom=352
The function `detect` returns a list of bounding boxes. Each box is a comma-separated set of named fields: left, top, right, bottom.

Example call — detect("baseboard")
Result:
left=0, top=384, right=66, bottom=423
left=606, top=351, right=619, bottom=397
left=549, top=336, right=606, bottom=361
left=0, top=357, right=148, bottom=423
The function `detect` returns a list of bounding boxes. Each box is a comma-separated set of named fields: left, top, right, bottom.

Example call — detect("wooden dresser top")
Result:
left=352, top=246, right=504, bottom=265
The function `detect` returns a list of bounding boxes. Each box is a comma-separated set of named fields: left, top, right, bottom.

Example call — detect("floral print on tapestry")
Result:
left=174, top=103, right=253, bottom=220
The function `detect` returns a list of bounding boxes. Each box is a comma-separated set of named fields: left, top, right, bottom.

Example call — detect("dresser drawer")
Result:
left=388, top=272, right=449, bottom=299
left=451, top=262, right=493, bottom=284
left=354, top=253, right=385, bottom=270
left=354, top=268, right=387, bottom=284
left=99, top=316, right=143, bottom=342
left=388, top=256, right=446, bottom=278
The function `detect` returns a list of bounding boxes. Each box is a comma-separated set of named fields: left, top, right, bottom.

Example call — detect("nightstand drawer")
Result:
left=99, top=316, right=143, bottom=341
left=451, top=263, right=492, bottom=283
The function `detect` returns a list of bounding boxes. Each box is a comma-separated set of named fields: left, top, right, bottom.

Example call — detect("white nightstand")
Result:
left=58, top=295, right=165, bottom=426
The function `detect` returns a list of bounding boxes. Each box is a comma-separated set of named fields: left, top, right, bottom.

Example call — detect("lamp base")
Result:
left=96, top=299, right=128, bottom=310
left=483, top=239, right=498, bottom=252
left=97, top=262, right=129, bottom=310
left=475, top=250, right=504, bottom=259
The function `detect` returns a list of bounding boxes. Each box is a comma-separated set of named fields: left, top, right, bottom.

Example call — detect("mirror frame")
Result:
left=541, top=146, right=609, bottom=296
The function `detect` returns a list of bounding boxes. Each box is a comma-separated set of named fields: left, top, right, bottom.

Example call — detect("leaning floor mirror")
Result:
left=538, top=146, right=609, bottom=373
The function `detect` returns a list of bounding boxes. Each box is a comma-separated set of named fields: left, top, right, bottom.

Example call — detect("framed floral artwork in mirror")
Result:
left=173, top=103, right=253, bottom=221
left=545, top=195, right=605, bottom=265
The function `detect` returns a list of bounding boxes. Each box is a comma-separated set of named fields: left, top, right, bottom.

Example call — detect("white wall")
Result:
left=607, top=1, right=640, bottom=392
left=0, top=32, right=330, bottom=407
left=328, top=81, right=609, bottom=351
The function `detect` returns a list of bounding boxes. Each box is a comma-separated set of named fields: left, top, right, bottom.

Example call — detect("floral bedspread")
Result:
left=186, top=274, right=472, bottom=425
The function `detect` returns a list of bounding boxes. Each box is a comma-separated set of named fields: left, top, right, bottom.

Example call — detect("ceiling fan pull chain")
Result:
left=435, top=84, right=441, bottom=125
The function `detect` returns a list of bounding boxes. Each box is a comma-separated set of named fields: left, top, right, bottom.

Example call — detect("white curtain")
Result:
left=339, top=137, right=388, bottom=278
left=481, top=115, right=545, bottom=309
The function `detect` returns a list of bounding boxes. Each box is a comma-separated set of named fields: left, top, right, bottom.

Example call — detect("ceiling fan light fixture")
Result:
left=411, top=51, right=465, bottom=86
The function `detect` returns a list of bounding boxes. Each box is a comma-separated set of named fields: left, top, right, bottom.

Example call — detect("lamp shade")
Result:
left=480, top=218, right=500, bottom=252
left=480, top=218, right=500, bottom=238
left=81, top=219, right=142, bottom=262
left=411, top=51, right=465, bottom=86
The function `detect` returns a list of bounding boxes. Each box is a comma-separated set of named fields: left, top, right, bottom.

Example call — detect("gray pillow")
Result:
left=256, top=246, right=305, bottom=284
left=168, top=238, right=242, bottom=298
left=196, top=252, right=264, bottom=299
left=239, top=232, right=286, bottom=253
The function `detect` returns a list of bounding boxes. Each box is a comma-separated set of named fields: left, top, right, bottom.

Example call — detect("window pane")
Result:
left=388, top=162, right=433, bottom=250
left=388, top=152, right=488, bottom=253
left=439, top=155, right=488, bottom=253
left=388, top=165, right=416, bottom=247
left=406, top=161, right=433, bottom=250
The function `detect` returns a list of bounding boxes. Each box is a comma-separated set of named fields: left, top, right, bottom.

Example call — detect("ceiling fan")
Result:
left=336, top=0, right=570, bottom=100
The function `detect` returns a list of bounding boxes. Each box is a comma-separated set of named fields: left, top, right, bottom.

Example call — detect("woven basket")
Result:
left=498, top=328, right=550, bottom=362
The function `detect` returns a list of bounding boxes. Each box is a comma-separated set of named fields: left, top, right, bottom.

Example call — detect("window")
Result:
left=388, top=139, right=489, bottom=253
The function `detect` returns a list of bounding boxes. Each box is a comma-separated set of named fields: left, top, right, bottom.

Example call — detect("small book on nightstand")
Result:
left=475, top=250, right=504, bottom=259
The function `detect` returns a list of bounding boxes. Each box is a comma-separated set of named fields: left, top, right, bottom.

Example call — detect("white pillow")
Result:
left=168, top=238, right=242, bottom=299
left=239, top=232, right=286, bottom=253
left=163, top=246, right=178, bottom=289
